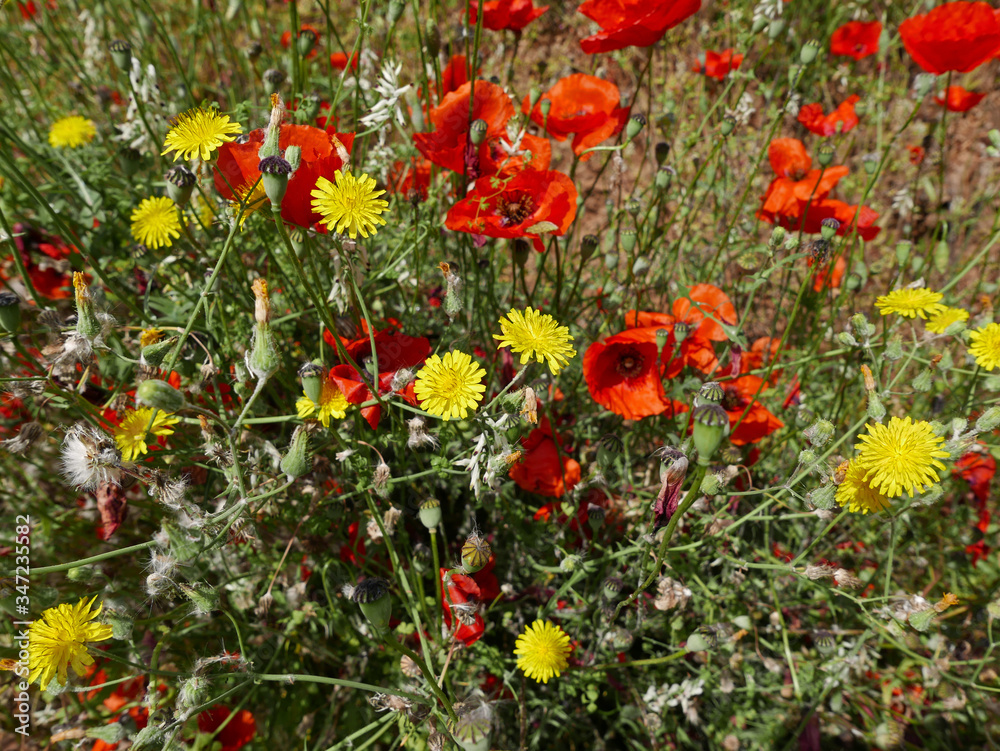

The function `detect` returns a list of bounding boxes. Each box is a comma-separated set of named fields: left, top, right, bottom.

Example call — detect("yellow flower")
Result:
left=28, top=596, right=114, bottom=691
left=835, top=457, right=891, bottom=515
left=854, top=416, right=949, bottom=498
left=934, top=593, right=959, bottom=612
left=296, top=377, right=348, bottom=428
left=968, top=322, right=1000, bottom=371
left=114, top=406, right=180, bottom=462
left=131, top=196, right=181, bottom=249
left=139, top=328, right=164, bottom=347
left=414, top=351, right=487, bottom=421
left=925, top=306, right=969, bottom=334
left=874, top=288, right=946, bottom=319
left=494, top=307, right=576, bottom=376
left=48, top=116, right=96, bottom=148
left=231, top=179, right=269, bottom=227
left=311, top=170, right=389, bottom=239
left=161, top=108, right=242, bottom=162
left=514, top=619, right=572, bottom=684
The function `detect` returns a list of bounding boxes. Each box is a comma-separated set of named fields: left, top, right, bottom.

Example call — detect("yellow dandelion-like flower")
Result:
left=230, top=180, right=269, bottom=228
left=514, top=619, right=572, bottom=684
left=854, top=416, right=949, bottom=498
left=311, top=170, right=389, bottom=239
left=968, top=322, right=1000, bottom=371
left=48, top=115, right=96, bottom=149
left=925, top=306, right=969, bottom=335
left=835, top=457, right=891, bottom=515
left=161, top=107, right=242, bottom=162
left=494, top=307, right=577, bottom=376
left=139, top=328, right=164, bottom=347
left=874, top=288, right=946, bottom=319
left=28, top=596, right=114, bottom=691
left=114, top=406, right=180, bottom=462
left=296, top=377, right=349, bottom=428
left=131, top=196, right=181, bottom=249
left=414, top=351, right=487, bottom=421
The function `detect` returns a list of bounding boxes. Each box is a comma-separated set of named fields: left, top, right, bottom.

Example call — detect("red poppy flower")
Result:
left=583, top=327, right=689, bottom=420
left=808, top=253, right=847, bottom=292
left=830, top=20, right=882, bottom=60
left=440, top=54, right=471, bottom=97
left=522, top=74, right=628, bottom=161
left=509, top=417, right=581, bottom=497
left=899, top=2, right=1000, bottom=74
left=213, top=125, right=354, bottom=228
left=797, top=95, right=861, bottom=136
left=578, top=0, right=701, bottom=54
left=472, top=555, right=501, bottom=602
left=2, top=223, right=80, bottom=300
left=388, top=157, right=433, bottom=200
left=670, top=283, right=737, bottom=343
left=907, top=145, right=926, bottom=165
left=692, top=48, right=743, bottom=80
left=197, top=706, right=257, bottom=751
left=445, top=169, right=577, bottom=252
left=934, top=85, right=986, bottom=112
left=336, top=322, right=432, bottom=373
left=769, top=199, right=881, bottom=242
left=740, top=336, right=781, bottom=374
left=340, top=520, right=367, bottom=565
left=330, top=51, right=359, bottom=71
left=440, top=568, right=486, bottom=646
left=281, top=24, right=321, bottom=59
left=953, top=448, right=995, bottom=504
left=470, top=0, right=549, bottom=31
left=718, top=374, right=784, bottom=445
left=624, top=310, right=720, bottom=375
left=758, top=138, right=849, bottom=219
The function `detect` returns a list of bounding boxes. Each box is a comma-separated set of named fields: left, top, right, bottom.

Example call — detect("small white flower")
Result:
left=359, top=60, right=411, bottom=130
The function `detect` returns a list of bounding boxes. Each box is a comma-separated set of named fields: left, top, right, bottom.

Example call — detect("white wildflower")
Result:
left=891, top=187, right=914, bottom=218
left=359, top=61, right=411, bottom=130
left=726, top=92, right=756, bottom=127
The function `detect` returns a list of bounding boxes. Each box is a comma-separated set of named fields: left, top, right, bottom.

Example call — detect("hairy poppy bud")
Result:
left=109, top=39, right=132, bottom=71
left=580, top=234, right=599, bottom=261
left=353, top=577, right=391, bottom=634
left=692, top=404, right=729, bottom=465
left=136, top=379, right=185, bottom=413
left=140, top=336, right=177, bottom=368
left=0, top=292, right=21, bottom=334
left=259, top=155, right=292, bottom=207
left=851, top=312, right=875, bottom=341
left=469, top=118, right=488, bottom=146
left=280, top=426, right=311, bottom=479
left=975, top=407, right=1000, bottom=434
left=298, top=361, right=324, bottom=403
left=803, top=419, right=834, bottom=447
left=165, top=165, right=196, bottom=207
left=626, top=113, right=646, bottom=140
left=418, top=498, right=442, bottom=530
left=461, top=534, right=491, bottom=573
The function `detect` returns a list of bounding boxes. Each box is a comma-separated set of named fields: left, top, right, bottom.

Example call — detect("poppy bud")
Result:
left=296, top=27, right=318, bottom=57
left=140, top=336, right=178, bottom=368
left=817, top=141, right=835, bottom=168
left=259, top=155, right=292, bottom=207
left=539, top=97, right=552, bottom=120
left=0, top=292, right=22, bottom=334
left=108, top=39, right=132, bottom=71
left=165, top=165, right=196, bottom=207
left=655, top=165, right=673, bottom=191
left=461, top=534, right=491, bottom=573
left=177, top=675, right=209, bottom=712
left=298, top=361, right=324, bottom=403
left=655, top=141, right=670, bottom=165
left=800, top=39, right=821, bottom=64
left=263, top=68, right=286, bottom=96
left=820, top=217, right=840, bottom=240
left=767, top=226, right=786, bottom=251
left=352, top=577, right=391, bottom=634
left=587, top=504, right=606, bottom=532
left=768, top=18, right=785, bottom=39
left=803, top=419, right=834, bottom=447
left=424, top=19, right=440, bottom=57
left=862, top=153, right=878, bottom=175
left=720, top=115, right=736, bottom=137
left=837, top=331, right=857, bottom=347
left=808, top=484, right=836, bottom=510
left=692, top=404, right=729, bottom=465
left=280, top=426, right=311, bottom=479
left=626, top=113, right=646, bottom=140
left=512, top=238, right=531, bottom=267
left=751, top=15, right=768, bottom=34
left=137, top=378, right=185, bottom=413
left=469, top=118, right=488, bottom=145
left=620, top=229, right=637, bottom=253
left=245, top=40, right=263, bottom=61
left=580, top=234, right=599, bottom=261
left=895, top=241, right=911, bottom=267
left=388, top=0, right=405, bottom=24
left=697, top=381, right=724, bottom=405
left=850, top=312, right=875, bottom=341
left=418, top=498, right=441, bottom=529
left=297, top=95, right=321, bottom=123
left=119, top=146, right=143, bottom=177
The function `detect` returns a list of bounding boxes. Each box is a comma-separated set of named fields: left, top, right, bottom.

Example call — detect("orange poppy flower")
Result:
left=954, top=447, right=995, bottom=504
left=808, top=254, right=847, bottom=292
left=440, top=54, right=471, bottom=97
left=330, top=51, right=359, bottom=71
left=758, top=138, right=849, bottom=219
left=775, top=199, right=881, bottom=241
left=578, top=0, right=701, bottom=54
left=907, top=145, right=926, bottom=165
left=692, top=48, right=743, bottom=80
left=509, top=417, right=581, bottom=497
left=583, top=327, right=688, bottom=420
left=797, top=95, right=861, bottom=136
left=899, top=2, right=1000, bottom=74
left=213, top=125, right=354, bottom=228
left=3, top=222, right=80, bottom=300
left=388, top=157, right=433, bottom=200
left=280, top=24, right=321, bottom=59
left=830, top=20, right=881, bottom=60
left=718, top=374, right=784, bottom=446
left=934, top=85, right=986, bottom=112
left=522, top=74, right=628, bottom=161
left=197, top=706, right=257, bottom=751
left=671, top=283, right=738, bottom=343
left=445, top=169, right=577, bottom=251
left=623, top=309, right=719, bottom=375
left=470, top=0, right=549, bottom=31
left=740, top=337, right=781, bottom=374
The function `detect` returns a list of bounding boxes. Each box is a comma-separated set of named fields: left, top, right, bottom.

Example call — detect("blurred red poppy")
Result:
left=197, top=706, right=257, bottom=751
left=797, top=95, right=861, bottom=136
left=213, top=125, right=354, bottom=228
left=281, top=24, right=321, bottom=59
left=440, top=54, right=471, bottom=97
left=830, top=20, right=881, bottom=60
left=2, top=223, right=80, bottom=300
left=692, top=48, right=743, bottom=80
left=330, top=51, right=359, bottom=71
left=954, top=448, right=995, bottom=504
left=335, top=322, right=432, bottom=373
left=340, top=520, right=367, bottom=565
left=470, top=0, right=549, bottom=31
left=758, top=138, right=849, bottom=219
left=934, top=85, right=986, bottom=112
left=388, top=157, right=433, bottom=200
left=808, top=254, right=847, bottom=292
left=578, top=0, right=701, bottom=54
left=522, top=74, right=628, bottom=161
left=445, top=169, right=577, bottom=251
left=718, top=375, right=784, bottom=445
left=899, top=2, right=1000, bottom=74
left=440, top=568, right=486, bottom=646
left=509, top=417, right=581, bottom=497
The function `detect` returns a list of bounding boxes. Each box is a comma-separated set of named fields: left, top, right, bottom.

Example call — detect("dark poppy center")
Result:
left=616, top=347, right=646, bottom=378
left=496, top=191, right=535, bottom=227
left=791, top=168, right=807, bottom=181
left=721, top=386, right=745, bottom=412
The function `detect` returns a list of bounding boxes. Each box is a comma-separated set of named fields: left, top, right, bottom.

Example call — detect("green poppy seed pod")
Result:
left=388, top=0, right=405, bottom=24
left=140, top=336, right=178, bottom=368
left=895, top=241, right=912, bottom=267
left=469, top=119, right=488, bottom=146
left=263, top=68, right=286, bottom=96
left=817, top=142, right=835, bottom=168
left=587, top=504, right=606, bottom=532
left=692, top=404, right=729, bottom=465
left=164, top=165, right=196, bottom=207
left=655, top=327, right=670, bottom=352
left=720, top=115, right=736, bottom=137
left=625, top=198, right=641, bottom=218
left=296, top=27, right=318, bottom=57
left=297, top=95, right=321, bottom=123
left=803, top=418, right=834, bottom=447
left=298, top=361, right=324, bottom=403
left=800, top=39, right=821, bottom=64
left=580, top=234, right=599, bottom=261
left=655, top=141, right=670, bottom=165
left=820, top=217, right=840, bottom=240
left=655, top=165, right=673, bottom=191
left=352, top=577, right=391, bottom=634
left=136, top=378, right=185, bottom=413
left=626, top=113, right=646, bottom=140
left=418, top=498, right=442, bottom=529
left=620, top=228, right=637, bottom=254
left=0, top=292, right=22, bottom=334
left=604, top=252, right=618, bottom=270
left=461, top=534, right=491, bottom=573
left=673, top=321, right=691, bottom=343
left=719, top=445, right=742, bottom=465
left=863, top=153, right=878, bottom=175
left=975, top=407, right=1000, bottom=433
left=424, top=19, right=441, bottom=58
left=288, top=226, right=306, bottom=258
left=259, top=156, right=292, bottom=208
left=450, top=713, right=491, bottom=751
left=108, top=39, right=132, bottom=71
left=768, top=18, right=785, bottom=39
left=539, top=98, right=552, bottom=120
left=751, top=15, right=768, bottom=34
left=698, top=381, right=725, bottom=405
left=280, top=426, right=311, bottom=480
